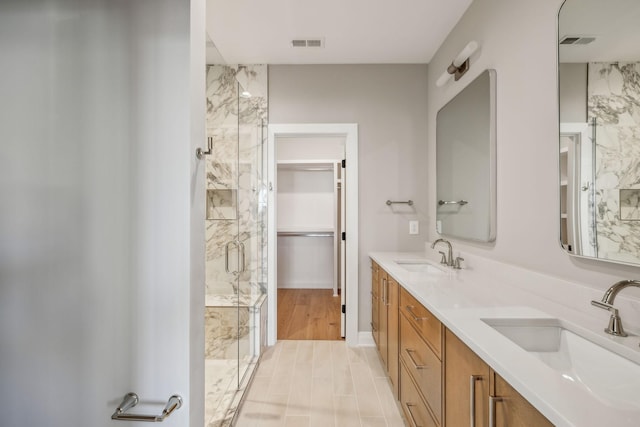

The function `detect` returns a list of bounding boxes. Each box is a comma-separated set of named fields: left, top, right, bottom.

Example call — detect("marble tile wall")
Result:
left=205, top=306, right=250, bottom=359
left=588, top=62, right=640, bottom=264
left=205, top=65, right=268, bottom=298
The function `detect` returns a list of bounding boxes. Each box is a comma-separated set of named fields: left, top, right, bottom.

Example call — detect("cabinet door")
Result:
left=387, top=276, right=399, bottom=397
left=445, top=329, right=490, bottom=427
left=492, top=373, right=553, bottom=427
left=378, top=269, right=389, bottom=366
left=371, top=262, right=380, bottom=346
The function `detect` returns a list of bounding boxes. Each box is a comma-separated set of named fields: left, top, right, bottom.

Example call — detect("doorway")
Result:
left=267, top=124, right=359, bottom=347
left=276, top=144, right=344, bottom=340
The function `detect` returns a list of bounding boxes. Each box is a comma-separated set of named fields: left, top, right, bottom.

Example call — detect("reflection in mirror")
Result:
left=558, top=0, right=640, bottom=265
left=436, top=69, right=497, bottom=242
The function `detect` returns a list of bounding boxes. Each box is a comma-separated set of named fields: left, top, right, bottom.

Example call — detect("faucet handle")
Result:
left=438, top=251, right=447, bottom=265
left=591, top=300, right=628, bottom=337
left=453, top=257, right=464, bottom=269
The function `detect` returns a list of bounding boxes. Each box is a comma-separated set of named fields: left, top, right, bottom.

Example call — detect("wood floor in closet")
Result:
left=277, top=288, right=342, bottom=341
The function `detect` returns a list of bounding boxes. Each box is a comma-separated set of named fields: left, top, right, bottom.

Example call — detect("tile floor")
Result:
left=234, top=340, right=407, bottom=427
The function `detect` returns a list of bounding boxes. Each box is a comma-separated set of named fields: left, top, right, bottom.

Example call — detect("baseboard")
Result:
left=358, top=331, right=375, bottom=347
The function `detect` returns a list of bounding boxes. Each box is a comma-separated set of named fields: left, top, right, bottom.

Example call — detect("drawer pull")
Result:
left=470, top=375, right=482, bottom=427
left=405, top=403, right=422, bottom=427
left=489, top=395, right=503, bottom=427
left=406, top=305, right=428, bottom=322
left=405, top=349, right=427, bottom=370
left=383, top=278, right=388, bottom=304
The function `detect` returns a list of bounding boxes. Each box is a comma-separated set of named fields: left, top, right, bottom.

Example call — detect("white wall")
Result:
left=427, top=0, right=640, bottom=295
left=269, top=65, right=429, bottom=330
left=0, top=1, right=205, bottom=426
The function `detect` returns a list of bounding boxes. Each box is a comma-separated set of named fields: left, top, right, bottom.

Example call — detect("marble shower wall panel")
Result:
left=205, top=306, right=250, bottom=360
left=588, top=62, right=640, bottom=264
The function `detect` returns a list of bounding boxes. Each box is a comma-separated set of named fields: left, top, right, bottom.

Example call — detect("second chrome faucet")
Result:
left=591, top=279, right=640, bottom=337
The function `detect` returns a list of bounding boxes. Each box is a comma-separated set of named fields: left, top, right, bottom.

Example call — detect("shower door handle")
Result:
left=238, top=241, right=246, bottom=272
left=225, top=241, right=238, bottom=273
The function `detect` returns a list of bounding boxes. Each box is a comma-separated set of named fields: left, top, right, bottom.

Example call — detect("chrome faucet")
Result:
left=591, top=279, right=640, bottom=337
left=431, top=238, right=453, bottom=267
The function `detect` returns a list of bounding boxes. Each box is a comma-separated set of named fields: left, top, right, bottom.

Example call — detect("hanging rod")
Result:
left=277, top=231, right=334, bottom=237
left=386, top=200, right=413, bottom=206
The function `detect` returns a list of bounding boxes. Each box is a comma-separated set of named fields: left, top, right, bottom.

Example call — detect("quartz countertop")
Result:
left=370, top=251, right=640, bottom=427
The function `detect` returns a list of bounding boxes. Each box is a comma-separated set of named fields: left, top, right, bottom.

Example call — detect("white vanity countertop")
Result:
left=370, top=251, right=640, bottom=427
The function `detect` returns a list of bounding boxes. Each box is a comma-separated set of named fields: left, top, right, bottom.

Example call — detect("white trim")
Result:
left=358, top=332, right=375, bottom=347
left=267, top=123, right=359, bottom=347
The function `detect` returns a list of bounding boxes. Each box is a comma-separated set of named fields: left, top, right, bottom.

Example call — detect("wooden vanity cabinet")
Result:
left=372, top=261, right=399, bottom=396
left=371, top=259, right=554, bottom=427
left=491, top=373, right=554, bottom=427
left=371, top=262, right=380, bottom=346
left=379, top=268, right=389, bottom=368
left=444, top=329, right=553, bottom=427
left=387, top=276, right=399, bottom=394
left=399, top=287, right=443, bottom=425
left=400, top=359, right=438, bottom=427
left=444, top=329, right=490, bottom=427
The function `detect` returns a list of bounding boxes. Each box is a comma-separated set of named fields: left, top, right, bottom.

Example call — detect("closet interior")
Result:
left=276, top=136, right=346, bottom=338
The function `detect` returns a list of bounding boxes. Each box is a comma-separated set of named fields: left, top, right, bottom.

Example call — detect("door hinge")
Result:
left=341, top=232, right=346, bottom=241
left=341, top=304, right=346, bottom=314
left=341, top=159, right=346, bottom=168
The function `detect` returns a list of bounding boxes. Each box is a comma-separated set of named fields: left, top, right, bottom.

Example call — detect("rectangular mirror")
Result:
left=436, top=69, right=497, bottom=242
left=558, top=0, right=640, bottom=266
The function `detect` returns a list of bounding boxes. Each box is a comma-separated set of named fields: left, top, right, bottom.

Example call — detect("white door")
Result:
left=0, top=2, right=206, bottom=426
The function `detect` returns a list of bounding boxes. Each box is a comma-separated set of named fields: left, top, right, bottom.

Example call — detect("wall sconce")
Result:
left=436, top=41, right=479, bottom=87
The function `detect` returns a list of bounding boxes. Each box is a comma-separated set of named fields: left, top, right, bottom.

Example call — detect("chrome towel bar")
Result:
left=438, top=199, right=468, bottom=206
left=386, top=200, right=413, bottom=206
left=111, top=392, right=183, bottom=422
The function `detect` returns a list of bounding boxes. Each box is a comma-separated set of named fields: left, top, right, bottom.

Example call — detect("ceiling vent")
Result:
left=291, top=38, right=325, bottom=48
left=559, top=36, right=596, bottom=45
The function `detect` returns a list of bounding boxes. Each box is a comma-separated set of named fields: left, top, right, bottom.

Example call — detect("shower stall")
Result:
left=204, top=65, right=268, bottom=427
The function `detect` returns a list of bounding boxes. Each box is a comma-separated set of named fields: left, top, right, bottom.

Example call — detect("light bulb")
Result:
left=452, top=41, right=478, bottom=68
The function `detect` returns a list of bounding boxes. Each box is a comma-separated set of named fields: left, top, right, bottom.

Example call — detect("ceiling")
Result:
left=205, top=0, right=473, bottom=65
left=559, top=0, right=640, bottom=62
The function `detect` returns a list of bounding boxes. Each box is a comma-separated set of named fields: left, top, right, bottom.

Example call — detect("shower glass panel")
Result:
left=236, top=81, right=267, bottom=385
left=204, top=65, right=268, bottom=427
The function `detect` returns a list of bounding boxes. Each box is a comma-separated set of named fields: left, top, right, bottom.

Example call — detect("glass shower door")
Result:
left=204, top=65, right=267, bottom=425
left=236, top=80, right=267, bottom=385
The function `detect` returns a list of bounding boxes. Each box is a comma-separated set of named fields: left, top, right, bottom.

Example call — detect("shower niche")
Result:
left=206, top=189, right=237, bottom=220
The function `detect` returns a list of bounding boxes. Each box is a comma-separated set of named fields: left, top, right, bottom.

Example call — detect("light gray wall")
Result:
left=427, top=0, right=640, bottom=294
left=269, top=64, right=429, bottom=331
left=0, top=1, right=205, bottom=425
left=559, top=63, right=588, bottom=122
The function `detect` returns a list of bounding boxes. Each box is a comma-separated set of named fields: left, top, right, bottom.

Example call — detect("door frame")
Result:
left=267, top=123, right=359, bottom=347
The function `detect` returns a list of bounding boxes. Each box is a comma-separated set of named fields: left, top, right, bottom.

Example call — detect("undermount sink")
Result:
left=394, top=259, right=446, bottom=274
left=482, top=317, right=640, bottom=411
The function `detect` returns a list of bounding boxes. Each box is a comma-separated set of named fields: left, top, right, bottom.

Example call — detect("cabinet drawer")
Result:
left=400, top=287, right=442, bottom=357
left=400, top=314, right=442, bottom=424
left=400, top=360, right=438, bottom=427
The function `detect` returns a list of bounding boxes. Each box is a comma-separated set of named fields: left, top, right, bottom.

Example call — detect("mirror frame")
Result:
left=436, top=69, right=497, bottom=243
left=557, top=0, right=640, bottom=267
